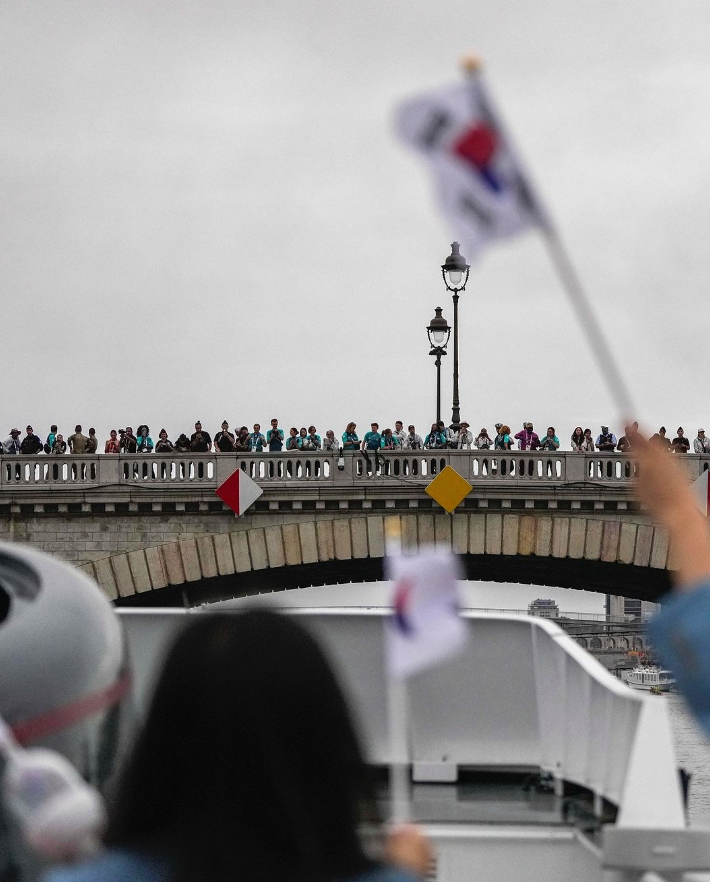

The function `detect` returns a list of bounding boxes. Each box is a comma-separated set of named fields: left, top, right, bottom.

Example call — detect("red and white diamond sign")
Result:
left=216, top=468, right=263, bottom=516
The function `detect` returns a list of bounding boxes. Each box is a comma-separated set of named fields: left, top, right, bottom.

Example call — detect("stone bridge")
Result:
left=0, top=450, right=703, bottom=606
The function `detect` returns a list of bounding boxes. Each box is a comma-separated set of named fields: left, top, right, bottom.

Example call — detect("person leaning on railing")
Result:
left=514, top=422, right=540, bottom=451
left=323, top=430, right=339, bottom=452
left=190, top=421, right=211, bottom=452
left=19, top=426, right=42, bottom=455
left=154, top=429, right=174, bottom=453
left=595, top=426, right=616, bottom=452
left=494, top=424, right=513, bottom=450
left=120, top=427, right=137, bottom=453
left=44, top=424, right=58, bottom=453
left=174, top=433, right=191, bottom=452
left=403, top=425, right=422, bottom=450
left=68, top=425, right=88, bottom=454
left=694, top=429, right=710, bottom=454
left=85, top=428, right=99, bottom=454
left=305, top=426, right=322, bottom=450
left=454, top=422, right=473, bottom=449
left=342, top=423, right=359, bottom=451
left=672, top=427, right=690, bottom=454
left=539, top=427, right=560, bottom=452
left=380, top=428, right=400, bottom=450
left=570, top=427, right=585, bottom=451
left=214, top=421, right=236, bottom=452
left=424, top=423, right=447, bottom=450
left=285, top=427, right=301, bottom=451
left=248, top=424, right=266, bottom=452
left=266, top=419, right=284, bottom=451
left=235, top=427, right=251, bottom=452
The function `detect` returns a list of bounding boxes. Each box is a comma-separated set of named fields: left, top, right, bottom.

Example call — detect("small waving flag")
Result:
left=385, top=548, right=467, bottom=678
left=395, top=69, right=546, bottom=262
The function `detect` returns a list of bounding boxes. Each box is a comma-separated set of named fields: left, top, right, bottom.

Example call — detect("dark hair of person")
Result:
left=104, top=611, right=378, bottom=882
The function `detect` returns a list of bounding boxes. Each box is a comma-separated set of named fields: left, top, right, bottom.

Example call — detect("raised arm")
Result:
left=634, top=434, right=710, bottom=589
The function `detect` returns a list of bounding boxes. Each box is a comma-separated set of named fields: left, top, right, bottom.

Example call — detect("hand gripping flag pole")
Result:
left=383, top=520, right=467, bottom=822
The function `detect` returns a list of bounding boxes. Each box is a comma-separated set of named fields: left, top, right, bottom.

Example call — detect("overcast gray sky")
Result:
left=2, top=1, right=710, bottom=445
left=6, top=2, right=707, bottom=611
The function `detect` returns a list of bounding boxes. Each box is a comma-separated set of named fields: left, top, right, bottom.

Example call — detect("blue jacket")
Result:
left=44, top=849, right=418, bottom=882
left=649, top=582, right=710, bottom=736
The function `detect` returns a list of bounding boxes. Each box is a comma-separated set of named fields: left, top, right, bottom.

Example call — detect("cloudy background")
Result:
left=2, top=2, right=709, bottom=611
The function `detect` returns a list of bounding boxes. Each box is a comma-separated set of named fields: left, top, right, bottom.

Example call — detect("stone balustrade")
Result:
left=0, top=451, right=689, bottom=601
left=0, top=450, right=707, bottom=498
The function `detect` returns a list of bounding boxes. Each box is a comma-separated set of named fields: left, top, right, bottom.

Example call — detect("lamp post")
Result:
left=441, top=242, right=470, bottom=432
left=427, top=307, right=451, bottom=423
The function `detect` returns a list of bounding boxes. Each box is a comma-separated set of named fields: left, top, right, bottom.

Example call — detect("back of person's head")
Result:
left=105, top=611, right=375, bottom=882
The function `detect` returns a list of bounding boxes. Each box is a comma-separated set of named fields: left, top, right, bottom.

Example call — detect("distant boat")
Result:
left=624, top=665, right=675, bottom=693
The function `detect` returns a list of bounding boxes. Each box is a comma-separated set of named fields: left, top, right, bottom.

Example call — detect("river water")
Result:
left=666, top=693, right=710, bottom=825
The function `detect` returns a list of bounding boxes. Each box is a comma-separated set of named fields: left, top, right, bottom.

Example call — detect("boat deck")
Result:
left=375, top=771, right=608, bottom=828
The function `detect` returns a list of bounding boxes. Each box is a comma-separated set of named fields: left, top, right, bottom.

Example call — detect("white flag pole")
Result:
left=384, top=518, right=411, bottom=823
left=540, top=226, right=636, bottom=418
left=462, top=56, right=637, bottom=419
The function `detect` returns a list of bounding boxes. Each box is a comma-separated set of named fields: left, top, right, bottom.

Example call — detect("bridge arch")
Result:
left=76, top=511, right=674, bottom=607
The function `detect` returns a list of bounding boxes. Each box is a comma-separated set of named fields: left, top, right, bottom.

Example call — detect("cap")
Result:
left=10, top=429, right=20, bottom=435
left=495, top=423, right=502, bottom=430
left=461, top=422, right=469, bottom=427
left=601, top=425, right=609, bottom=430
left=700, top=429, right=705, bottom=433
left=408, top=425, right=415, bottom=430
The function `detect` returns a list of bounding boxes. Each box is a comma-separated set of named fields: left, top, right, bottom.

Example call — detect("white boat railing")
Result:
left=117, top=608, right=685, bottom=831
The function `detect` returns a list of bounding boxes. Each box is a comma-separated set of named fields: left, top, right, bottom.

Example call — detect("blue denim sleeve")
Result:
left=649, top=583, right=710, bottom=736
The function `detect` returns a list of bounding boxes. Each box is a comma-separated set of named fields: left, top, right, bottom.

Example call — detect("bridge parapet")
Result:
left=0, top=450, right=688, bottom=603
left=1, top=451, right=707, bottom=499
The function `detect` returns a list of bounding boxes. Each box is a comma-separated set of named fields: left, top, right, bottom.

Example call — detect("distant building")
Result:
left=528, top=598, right=559, bottom=619
left=605, top=595, right=659, bottom=622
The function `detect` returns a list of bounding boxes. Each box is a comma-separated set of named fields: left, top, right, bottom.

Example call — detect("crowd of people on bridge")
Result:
left=2, top=419, right=709, bottom=456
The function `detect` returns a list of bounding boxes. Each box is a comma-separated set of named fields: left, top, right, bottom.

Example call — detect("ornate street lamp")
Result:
left=441, top=242, right=470, bottom=431
left=427, top=307, right=450, bottom=423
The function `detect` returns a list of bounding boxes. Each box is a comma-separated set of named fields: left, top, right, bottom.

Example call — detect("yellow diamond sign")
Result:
left=425, top=465, right=472, bottom=513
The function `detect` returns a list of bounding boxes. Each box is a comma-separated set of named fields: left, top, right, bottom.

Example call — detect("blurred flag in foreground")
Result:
left=395, top=71, right=546, bottom=261
left=692, top=470, right=710, bottom=517
left=385, top=548, right=467, bottom=678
